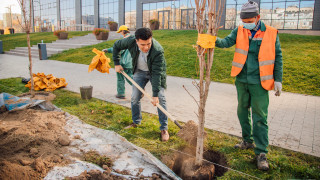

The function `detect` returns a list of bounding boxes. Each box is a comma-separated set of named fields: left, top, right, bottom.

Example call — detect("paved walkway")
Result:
left=279, top=30, right=320, bottom=36
left=0, top=53, right=319, bottom=158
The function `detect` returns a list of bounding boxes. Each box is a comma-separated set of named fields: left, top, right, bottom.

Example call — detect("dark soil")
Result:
left=0, top=109, right=69, bottom=180
left=163, top=120, right=229, bottom=179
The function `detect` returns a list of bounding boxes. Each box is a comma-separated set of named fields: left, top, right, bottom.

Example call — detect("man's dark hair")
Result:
left=135, top=28, right=152, bottom=40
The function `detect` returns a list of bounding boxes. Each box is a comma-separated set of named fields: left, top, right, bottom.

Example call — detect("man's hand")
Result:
left=152, top=97, right=159, bottom=106
left=274, top=81, right=282, bottom=96
left=102, top=48, right=108, bottom=53
left=115, top=65, right=124, bottom=73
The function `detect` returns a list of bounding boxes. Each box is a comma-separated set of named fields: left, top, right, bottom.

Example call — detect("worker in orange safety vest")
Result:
left=215, top=0, right=283, bottom=171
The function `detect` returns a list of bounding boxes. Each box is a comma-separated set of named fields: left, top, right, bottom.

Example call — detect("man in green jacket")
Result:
left=103, top=25, right=133, bottom=99
left=112, top=28, right=169, bottom=142
left=215, top=1, right=283, bottom=170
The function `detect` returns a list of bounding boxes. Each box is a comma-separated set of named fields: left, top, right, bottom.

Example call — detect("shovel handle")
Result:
left=120, top=71, right=182, bottom=129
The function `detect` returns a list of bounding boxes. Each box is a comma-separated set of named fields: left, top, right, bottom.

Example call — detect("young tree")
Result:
left=17, top=0, right=35, bottom=97
left=194, top=0, right=224, bottom=165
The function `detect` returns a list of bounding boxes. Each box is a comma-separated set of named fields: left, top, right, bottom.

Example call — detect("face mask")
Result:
left=243, top=17, right=257, bottom=30
left=243, top=22, right=256, bottom=30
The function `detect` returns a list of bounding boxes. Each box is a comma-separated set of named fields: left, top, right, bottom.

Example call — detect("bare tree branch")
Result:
left=192, top=80, right=200, bottom=92
left=183, top=85, right=200, bottom=108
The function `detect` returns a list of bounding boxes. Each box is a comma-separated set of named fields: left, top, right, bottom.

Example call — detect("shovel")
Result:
left=120, top=71, right=183, bottom=129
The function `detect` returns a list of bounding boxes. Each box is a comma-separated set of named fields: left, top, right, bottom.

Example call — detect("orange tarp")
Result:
left=25, top=73, right=68, bottom=91
left=89, top=48, right=111, bottom=74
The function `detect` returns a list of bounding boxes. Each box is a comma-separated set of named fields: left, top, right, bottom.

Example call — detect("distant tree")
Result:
left=17, top=0, right=34, bottom=97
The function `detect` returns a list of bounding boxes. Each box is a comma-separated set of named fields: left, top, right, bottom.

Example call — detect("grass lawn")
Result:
left=47, top=30, right=320, bottom=96
left=0, top=31, right=91, bottom=52
left=1, top=78, right=320, bottom=179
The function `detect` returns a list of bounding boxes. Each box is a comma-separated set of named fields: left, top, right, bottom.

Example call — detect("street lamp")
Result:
left=234, top=0, right=238, bottom=29
left=172, top=0, right=176, bottom=30
left=5, top=5, right=14, bottom=28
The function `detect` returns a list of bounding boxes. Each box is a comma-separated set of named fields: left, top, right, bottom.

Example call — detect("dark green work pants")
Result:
left=235, top=80, right=269, bottom=155
left=117, top=68, right=133, bottom=96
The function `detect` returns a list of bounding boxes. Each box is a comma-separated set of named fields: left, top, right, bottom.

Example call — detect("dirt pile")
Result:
left=0, top=109, right=69, bottom=180
left=177, top=120, right=206, bottom=147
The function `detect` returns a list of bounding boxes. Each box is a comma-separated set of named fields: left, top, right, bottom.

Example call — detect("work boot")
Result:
left=161, top=130, right=169, bottom=142
left=124, top=123, right=137, bottom=129
left=116, top=94, right=126, bottom=99
left=234, top=141, right=255, bottom=149
left=257, top=153, right=269, bottom=171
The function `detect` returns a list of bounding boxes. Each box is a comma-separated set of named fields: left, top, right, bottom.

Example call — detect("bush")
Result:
left=92, top=28, right=109, bottom=35
left=107, top=21, right=117, bottom=25
left=149, top=19, right=159, bottom=24
left=53, top=30, right=67, bottom=37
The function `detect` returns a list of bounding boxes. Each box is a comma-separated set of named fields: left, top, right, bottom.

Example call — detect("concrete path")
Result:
left=0, top=53, right=319, bottom=158
left=279, top=30, right=320, bottom=36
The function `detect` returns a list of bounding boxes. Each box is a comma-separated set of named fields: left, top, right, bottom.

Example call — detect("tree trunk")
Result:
left=194, top=0, right=224, bottom=165
left=26, top=32, right=34, bottom=97
left=196, top=55, right=206, bottom=165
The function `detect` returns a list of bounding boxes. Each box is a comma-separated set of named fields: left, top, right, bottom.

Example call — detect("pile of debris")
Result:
left=25, top=73, right=67, bottom=91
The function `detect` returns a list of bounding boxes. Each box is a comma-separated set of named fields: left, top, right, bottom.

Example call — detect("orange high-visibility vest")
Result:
left=231, top=25, right=278, bottom=90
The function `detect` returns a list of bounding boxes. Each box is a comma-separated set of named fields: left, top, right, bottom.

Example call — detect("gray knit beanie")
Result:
left=240, top=1, right=259, bottom=19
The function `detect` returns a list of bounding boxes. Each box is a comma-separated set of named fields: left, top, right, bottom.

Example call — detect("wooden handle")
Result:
left=121, top=71, right=182, bottom=129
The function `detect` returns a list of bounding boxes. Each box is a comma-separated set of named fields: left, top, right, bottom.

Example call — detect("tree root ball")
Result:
left=164, top=149, right=229, bottom=179
left=180, top=157, right=215, bottom=179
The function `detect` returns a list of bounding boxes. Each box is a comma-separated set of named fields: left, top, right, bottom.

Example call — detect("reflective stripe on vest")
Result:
left=231, top=25, right=278, bottom=90
left=231, top=25, right=250, bottom=77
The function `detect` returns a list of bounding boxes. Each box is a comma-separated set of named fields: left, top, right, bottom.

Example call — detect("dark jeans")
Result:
left=131, top=70, right=168, bottom=130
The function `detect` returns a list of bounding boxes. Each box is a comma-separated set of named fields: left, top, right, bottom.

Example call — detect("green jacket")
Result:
left=112, top=35, right=167, bottom=97
left=216, top=21, right=283, bottom=84
left=107, top=48, right=132, bottom=69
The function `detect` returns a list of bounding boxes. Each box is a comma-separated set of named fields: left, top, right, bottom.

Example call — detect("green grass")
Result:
left=49, top=39, right=117, bottom=67
left=1, top=78, right=320, bottom=179
left=47, top=30, right=320, bottom=96
left=0, top=31, right=91, bottom=52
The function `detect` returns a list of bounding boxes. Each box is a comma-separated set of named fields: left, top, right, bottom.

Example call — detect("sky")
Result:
left=0, top=0, right=21, bottom=20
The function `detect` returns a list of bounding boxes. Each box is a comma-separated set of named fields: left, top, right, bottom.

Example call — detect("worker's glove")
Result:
left=102, top=49, right=108, bottom=53
left=274, top=81, right=282, bottom=96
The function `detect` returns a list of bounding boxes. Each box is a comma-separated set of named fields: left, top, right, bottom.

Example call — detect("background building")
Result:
left=28, top=0, right=320, bottom=32
left=2, top=13, right=22, bottom=33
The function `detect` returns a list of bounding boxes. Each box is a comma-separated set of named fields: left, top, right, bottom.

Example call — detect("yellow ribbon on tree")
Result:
left=196, top=34, right=217, bottom=49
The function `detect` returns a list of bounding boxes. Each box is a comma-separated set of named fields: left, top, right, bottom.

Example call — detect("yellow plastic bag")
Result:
left=25, top=73, right=68, bottom=91
left=196, top=34, right=217, bottom=49
left=89, top=48, right=111, bottom=74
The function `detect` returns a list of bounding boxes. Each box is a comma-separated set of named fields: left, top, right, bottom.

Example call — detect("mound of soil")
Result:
left=177, top=120, right=207, bottom=147
left=0, top=109, right=69, bottom=180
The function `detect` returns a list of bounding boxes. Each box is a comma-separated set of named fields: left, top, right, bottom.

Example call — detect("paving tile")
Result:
left=312, top=145, right=320, bottom=154
left=288, top=130, right=301, bottom=140
left=298, top=145, right=313, bottom=154
left=300, top=138, right=313, bottom=147
left=285, top=138, right=300, bottom=149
